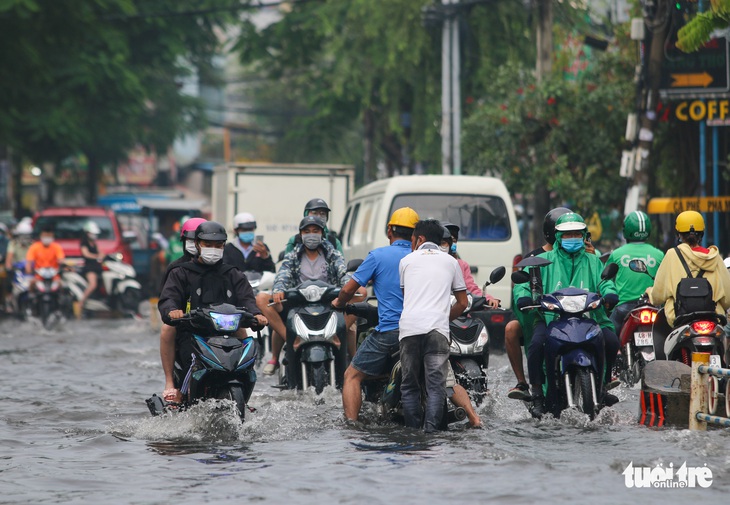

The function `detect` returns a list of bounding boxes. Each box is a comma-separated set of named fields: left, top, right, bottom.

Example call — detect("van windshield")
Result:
left=389, top=194, right=511, bottom=241
left=34, top=216, right=115, bottom=241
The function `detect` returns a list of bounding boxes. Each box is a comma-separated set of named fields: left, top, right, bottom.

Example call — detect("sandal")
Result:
left=163, top=388, right=182, bottom=404
left=262, top=359, right=279, bottom=375
left=507, top=382, right=530, bottom=400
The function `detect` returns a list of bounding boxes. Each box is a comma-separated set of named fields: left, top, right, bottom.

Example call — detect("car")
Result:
left=32, top=207, right=134, bottom=265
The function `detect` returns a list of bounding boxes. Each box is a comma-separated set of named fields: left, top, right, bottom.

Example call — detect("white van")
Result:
left=339, top=175, right=523, bottom=336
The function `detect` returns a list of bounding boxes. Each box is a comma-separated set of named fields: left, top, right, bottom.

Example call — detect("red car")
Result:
left=32, top=207, right=134, bottom=265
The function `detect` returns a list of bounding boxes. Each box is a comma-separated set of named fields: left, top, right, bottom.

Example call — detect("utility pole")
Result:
left=440, top=0, right=461, bottom=175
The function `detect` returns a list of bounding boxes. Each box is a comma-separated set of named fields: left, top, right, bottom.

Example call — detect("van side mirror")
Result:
left=511, top=270, right=530, bottom=284
left=601, top=262, right=619, bottom=280
left=346, top=259, right=363, bottom=272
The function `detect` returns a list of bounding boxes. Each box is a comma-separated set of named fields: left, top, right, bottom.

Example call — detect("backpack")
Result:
left=180, top=261, right=236, bottom=309
left=673, top=247, right=715, bottom=317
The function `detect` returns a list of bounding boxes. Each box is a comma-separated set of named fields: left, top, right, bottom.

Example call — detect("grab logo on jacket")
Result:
left=620, top=254, right=658, bottom=268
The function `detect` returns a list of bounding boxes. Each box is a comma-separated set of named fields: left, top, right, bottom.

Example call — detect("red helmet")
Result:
left=180, top=217, right=207, bottom=241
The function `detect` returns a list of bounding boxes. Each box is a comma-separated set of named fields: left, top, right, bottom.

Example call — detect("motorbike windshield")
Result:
left=210, top=312, right=241, bottom=331
left=556, top=294, right=587, bottom=313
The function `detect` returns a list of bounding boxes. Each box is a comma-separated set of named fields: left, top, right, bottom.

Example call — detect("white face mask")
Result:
left=185, top=241, right=198, bottom=256
left=200, top=247, right=223, bottom=264
left=438, top=244, right=449, bottom=253
left=41, top=237, right=53, bottom=246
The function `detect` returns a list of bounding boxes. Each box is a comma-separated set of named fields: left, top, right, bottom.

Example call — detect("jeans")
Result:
left=399, top=330, right=450, bottom=432
left=527, top=321, right=620, bottom=390
left=609, top=301, right=639, bottom=337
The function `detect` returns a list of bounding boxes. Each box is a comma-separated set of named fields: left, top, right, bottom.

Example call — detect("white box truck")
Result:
left=211, top=162, right=355, bottom=258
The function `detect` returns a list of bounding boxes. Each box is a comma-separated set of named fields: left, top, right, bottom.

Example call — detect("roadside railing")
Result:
left=689, top=352, right=730, bottom=430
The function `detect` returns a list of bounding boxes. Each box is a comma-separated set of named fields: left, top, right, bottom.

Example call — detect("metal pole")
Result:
left=699, top=120, right=707, bottom=247
left=712, top=126, right=719, bottom=250
left=451, top=8, right=461, bottom=176
left=689, top=352, right=709, bottom=431
left=441, top=0, right=452, bottom=175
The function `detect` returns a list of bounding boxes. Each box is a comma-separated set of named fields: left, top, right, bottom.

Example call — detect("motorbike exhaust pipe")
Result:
left=447, top=406, right=467, bottom=424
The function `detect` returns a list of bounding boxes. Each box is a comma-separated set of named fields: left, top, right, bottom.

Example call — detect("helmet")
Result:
left=181, top=217, right=207, bottom=240
left=233, top=212, right=256, bottom=230
left=724, top=257, right=730, bottom=269
left=14, top=221, right=32, bottom=235
left=441, top=226, right=452, bottom=243
left=83, top=221, right=101, bottom=235
left=675, top=210, right=705, bottom=233
left=195, top=221, right=227, bottom=242
left=304, top=198, right=331, bottom=214
left=388, top=207, right=419, bottom=229
left=441, top=221, right=460, bottom=238
left=299, top=215, right=326, bottom=231
left=623, top=211, right=651, bottom=241
left=543, top=207, right=572, bottom=244
left=554, top=212, right=587, bottom=234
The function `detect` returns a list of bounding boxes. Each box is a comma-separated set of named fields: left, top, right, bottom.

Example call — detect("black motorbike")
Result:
left=146, top=303, right=260, bottom=419
left=277, top=280, right=348, bottom=393
left=31, top=267, right=73, bottom=329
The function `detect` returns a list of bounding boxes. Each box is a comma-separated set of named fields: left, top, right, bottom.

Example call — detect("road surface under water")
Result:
left=1, top=316, right=728, bottom=504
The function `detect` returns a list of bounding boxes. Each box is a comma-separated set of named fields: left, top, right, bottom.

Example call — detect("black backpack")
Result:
left=674, top=247, right=715, bottom=317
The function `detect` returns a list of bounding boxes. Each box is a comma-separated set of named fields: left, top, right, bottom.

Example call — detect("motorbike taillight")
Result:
left=691, top=320, right=716, bottom=335
left=639, top=309, right=656, bottom=324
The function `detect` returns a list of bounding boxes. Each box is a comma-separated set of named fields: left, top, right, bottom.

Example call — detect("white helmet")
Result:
left=83, top=221, right=101, bottom=235
left=14, top=221, right=33, bottom=235
left=724, top=257, right=730, bottom=269
left=233, top=212, right=256, bottom=230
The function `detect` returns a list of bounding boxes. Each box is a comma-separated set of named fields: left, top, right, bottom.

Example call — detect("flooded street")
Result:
left=1, top=316, right=728, bottom=504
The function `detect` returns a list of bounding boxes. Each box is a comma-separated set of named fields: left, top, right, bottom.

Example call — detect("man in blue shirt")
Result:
left=332, top=207, right=419, bottom=421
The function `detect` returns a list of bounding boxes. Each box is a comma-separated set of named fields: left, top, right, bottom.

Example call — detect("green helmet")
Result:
left=554, top=212, right=587, bottom=242
left=623, top=211, right=651, bottom=242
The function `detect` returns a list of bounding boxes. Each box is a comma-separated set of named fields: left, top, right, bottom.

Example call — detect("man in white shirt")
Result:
left=399, top=219, right=467, bottom=432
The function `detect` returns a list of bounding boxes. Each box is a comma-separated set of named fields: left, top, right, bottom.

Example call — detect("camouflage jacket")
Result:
left=273, top=240, right=349, bottom=292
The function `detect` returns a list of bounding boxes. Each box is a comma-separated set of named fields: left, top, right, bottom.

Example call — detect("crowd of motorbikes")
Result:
left=4, top=253, right=142, bottom=329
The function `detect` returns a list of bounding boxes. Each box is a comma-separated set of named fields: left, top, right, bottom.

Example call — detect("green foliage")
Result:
left=677, top=0, right=730, bottom=52
left=462, top=41, right=634, bottom=214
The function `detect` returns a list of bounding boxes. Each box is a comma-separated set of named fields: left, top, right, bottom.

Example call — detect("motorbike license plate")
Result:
left=634, top=331, right=653, bottom=347
left=710, top=355, right=721, bottom=368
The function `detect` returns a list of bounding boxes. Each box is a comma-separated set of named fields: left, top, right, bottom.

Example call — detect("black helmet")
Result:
left=543, top=207, right=571, bottom=245
left=195, top=221, right=228, bottom=242
left=441, top=221, right=460, bottom=240
left=304, top=198, right=331, bottom=214
left=299, top=215, right=326, bottom=231
left=441, top=226, right=452, bottom=240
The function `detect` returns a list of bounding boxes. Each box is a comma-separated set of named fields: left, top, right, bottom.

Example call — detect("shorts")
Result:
left=351, top=329, right=399, bottom=377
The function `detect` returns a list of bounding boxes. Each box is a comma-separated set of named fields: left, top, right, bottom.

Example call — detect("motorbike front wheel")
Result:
left=118, top=288, right=141, bottom=313
left=571, top=368, right=595, bottom=418
left=218, top=384, right=246, bottom=420
left=309, top=362, right=331, bottom=395
left=39, top=300, right=53, bottom=329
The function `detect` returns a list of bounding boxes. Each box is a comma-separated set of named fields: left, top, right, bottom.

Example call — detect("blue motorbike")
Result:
left=514, top=258, right=618, bottom=419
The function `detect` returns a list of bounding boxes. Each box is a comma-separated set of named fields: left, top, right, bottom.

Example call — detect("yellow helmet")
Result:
left=675, top=210, right=705, bottom=233
left=388, top=207, right=419, bottom=229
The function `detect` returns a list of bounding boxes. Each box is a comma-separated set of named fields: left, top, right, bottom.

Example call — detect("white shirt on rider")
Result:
left=398, top=242, right=466, bottom=341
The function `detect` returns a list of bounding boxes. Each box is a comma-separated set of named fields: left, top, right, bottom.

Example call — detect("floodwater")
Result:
left=1, top=315, right=728, bottom=504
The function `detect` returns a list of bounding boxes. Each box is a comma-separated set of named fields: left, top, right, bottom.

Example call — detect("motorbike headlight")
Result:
left=293, top=314, right=310, bottom=342
left=449, top=339, right=460, bottom=353
left=298, top=285, right=328, bottom=302
left=323, top=313, right=338, bottom=339
left=474, top=327, right=489, bottom=354
left=210, top=312, right=241, bottom=331
left=38, top=267, right=58, bottom=279
left=556, top=294, right=587, bottom=313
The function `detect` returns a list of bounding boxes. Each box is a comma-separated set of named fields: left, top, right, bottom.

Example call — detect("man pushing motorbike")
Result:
left=515, top=212, right=620, bottom=418
left=158, top=221, right=267, bottom=404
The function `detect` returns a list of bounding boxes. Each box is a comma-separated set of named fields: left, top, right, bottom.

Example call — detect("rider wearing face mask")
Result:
left=514, top=212, right=620, bottom=418
left=284, top=198, right=344, bottom=254
left=26, top=227, right=65, bottom=276
left=222, top=212, right=275, bottom=274
left=158, top=221, right=267, bottom=404
left=256, top=215, right=350, bottom=375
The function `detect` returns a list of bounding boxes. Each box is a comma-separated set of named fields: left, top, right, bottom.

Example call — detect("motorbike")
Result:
left=63, top=253, right=142, bottom=315
left=32, top=266, right=73, bottom=329
left=243, top=270, right=275, bottom=366
left=9, top=261, right=33, bottom=320
left=448, top=266, right=506, bottom=405
left=276, top=280, right=348, bottom=393
left=146, top=303, right=260, bottom=419
left=614, top=297, right=658, bottom=387
left=344, top=301, right=467, bottom=428
left=513, top=257, right=619, bottom=419
left=629, top=258, right=727, bottom=369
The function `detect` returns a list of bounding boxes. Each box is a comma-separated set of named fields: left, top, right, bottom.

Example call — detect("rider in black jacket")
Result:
left=158, top=221, right=267, bottom=403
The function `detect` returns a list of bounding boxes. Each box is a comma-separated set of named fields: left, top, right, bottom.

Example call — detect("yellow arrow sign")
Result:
left=671, top=72, right=714, bottom=88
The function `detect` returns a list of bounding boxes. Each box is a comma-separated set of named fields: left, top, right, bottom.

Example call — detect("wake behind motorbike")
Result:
left=63, top=254, right=142, bottom=315
left=146, top=303, right=260, bottom=419
left=275, top=280, right=347, bottom=393
left=513, top=257, right=619, bottom=419
left=449, top=266, right=506, bottom=405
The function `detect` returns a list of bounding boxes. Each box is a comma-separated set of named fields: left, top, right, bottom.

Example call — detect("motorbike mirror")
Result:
left=277, top=250, right=286, bottom=262
left=601, top=262, right=619, bottom=280
left=511, top=270, right=530, bottom=284
left=346, top=259, right=363, bottom=272
left=629, top=259, right=648, bottom=273
left=599, top=251, right=611, bottom=264
left=489, top=266, right=506, bottom=284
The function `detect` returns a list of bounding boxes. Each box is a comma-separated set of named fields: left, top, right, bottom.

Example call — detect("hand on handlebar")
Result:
left=486, top=298, right=501, bottom=309
left=253, top=314, right=268, bottom=329
left=270, top=291, right=285, bottom=305
left=168, top=309, right=185, bottom=320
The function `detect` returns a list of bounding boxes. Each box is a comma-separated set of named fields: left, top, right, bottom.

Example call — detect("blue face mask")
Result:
left=450, top=243, right=457, bottom=254
left=238, top=231, right=255, bottom=244
left=561, top=237, right=585, bottom=253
